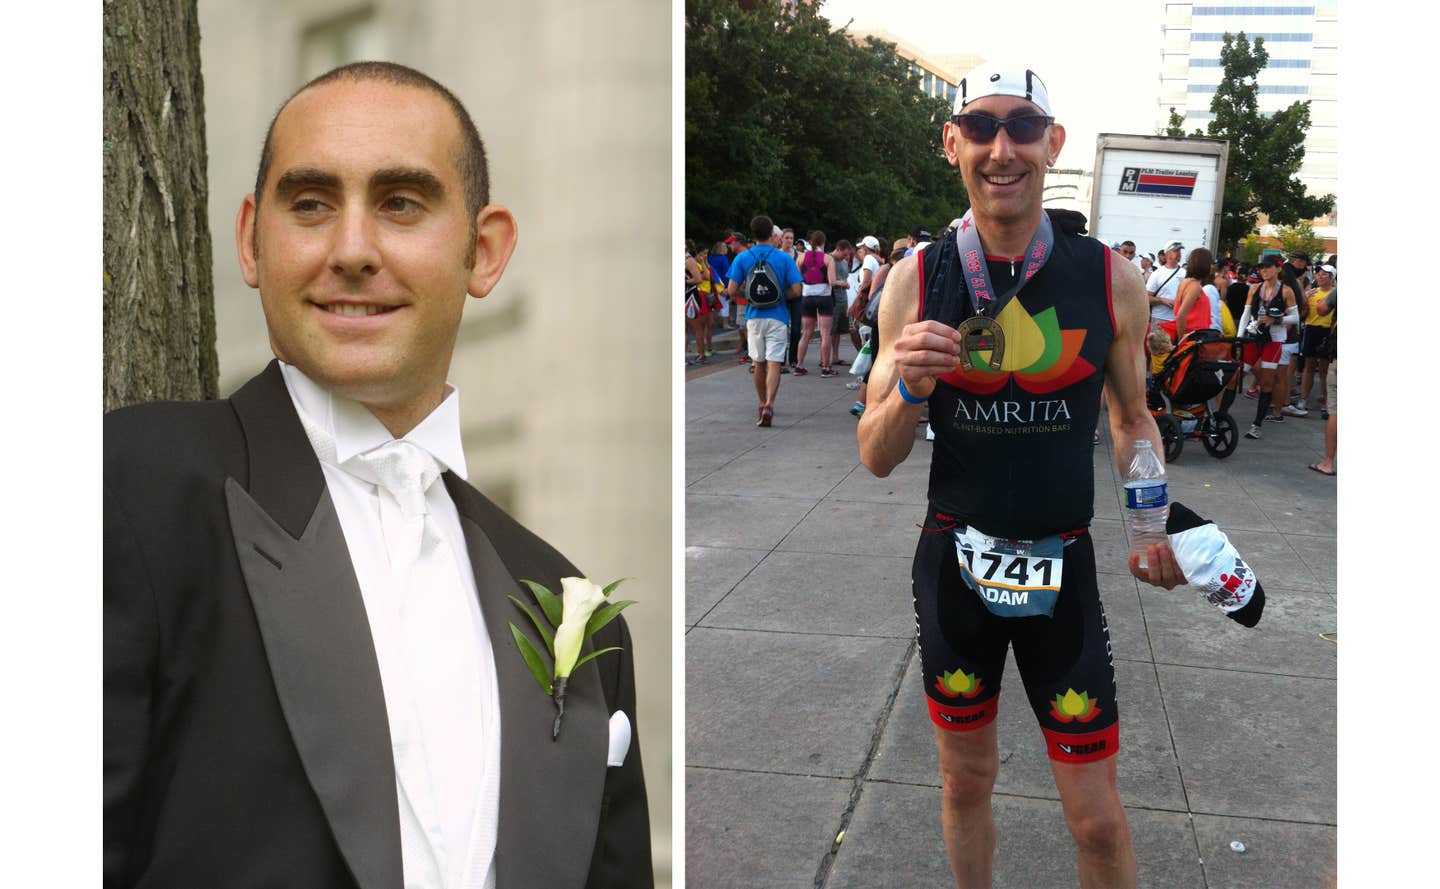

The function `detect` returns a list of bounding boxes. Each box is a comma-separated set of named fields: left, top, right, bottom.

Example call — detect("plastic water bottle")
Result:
left=1124, top=439, right=1169, bottom=569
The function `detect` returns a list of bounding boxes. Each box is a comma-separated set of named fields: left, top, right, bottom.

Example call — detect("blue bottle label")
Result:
left=1125, top=482, right=1168, bottom=509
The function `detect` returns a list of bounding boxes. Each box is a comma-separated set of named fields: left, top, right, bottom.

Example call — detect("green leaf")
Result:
left=519, top=579, right=562, bottom=627
left=509, top=623, right=554, bottom=695
left=585, top=600, right=637, bottom=639
left=509, top=595, right=555, bottom=656
left=602, top=577, right=627, bottom=597
left=571, top=646, right=623, bottom=672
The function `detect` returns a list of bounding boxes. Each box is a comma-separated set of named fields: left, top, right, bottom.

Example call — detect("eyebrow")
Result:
left=369, top=167, right=447, bottom=201
left=273, top=167, right=340, bottom=201
left=271, top=166, right=447, bottom=202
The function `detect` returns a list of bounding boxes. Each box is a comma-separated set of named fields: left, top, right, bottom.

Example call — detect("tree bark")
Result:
left=103, top=0, right=217, bottom=411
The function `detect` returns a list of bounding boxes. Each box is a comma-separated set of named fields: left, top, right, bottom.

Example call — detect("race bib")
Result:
left=954, top=526, right=1065, bottom=618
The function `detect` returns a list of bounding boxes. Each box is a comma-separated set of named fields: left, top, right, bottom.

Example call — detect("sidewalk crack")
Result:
left=812, top=636, right=917, bottom=888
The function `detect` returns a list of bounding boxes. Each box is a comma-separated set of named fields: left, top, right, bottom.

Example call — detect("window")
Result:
left=1190, top=58, right=1310, bottom=67
left=1191, top=32, right=1312, bottom=41
left=299, top=7, right=383, bottom=82
left=1192, top=6, right=1315, bottom=13
left=1188, top=84, right=1309, bottom=94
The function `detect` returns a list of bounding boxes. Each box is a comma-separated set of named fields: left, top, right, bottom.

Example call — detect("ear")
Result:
left=236, top=194, right=260, bottom=288
left=1046, top=123, right=1067, bottom=167
left=941, top=120, right=962, bottom=167
left=467, top=204, right=519, bottom=298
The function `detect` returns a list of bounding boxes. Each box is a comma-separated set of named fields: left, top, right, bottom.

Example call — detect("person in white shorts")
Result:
left=726, top=214, right=802, bottom=427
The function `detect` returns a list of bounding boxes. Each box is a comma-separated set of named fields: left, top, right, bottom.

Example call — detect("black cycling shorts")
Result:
left=1299, top=325, right=1333, bottom=360
left=912, top=506, right=1119, bottom=764
left=802, top=292, right=835, bottom=318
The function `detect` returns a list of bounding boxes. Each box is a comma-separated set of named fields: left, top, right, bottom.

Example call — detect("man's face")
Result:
left=238, top=79, right=488, bottom=413
left=1119, top=244, right=1136, bottom=260
left=1166, top=248, right=1181, bottom=266
left=942, top=95, right=1065, bottom=227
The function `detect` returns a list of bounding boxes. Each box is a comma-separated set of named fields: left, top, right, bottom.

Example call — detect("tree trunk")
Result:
left=103, top=0, right=218, bottom=411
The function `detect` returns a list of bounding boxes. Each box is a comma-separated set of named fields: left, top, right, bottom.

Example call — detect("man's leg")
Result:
left=765, top=360, right=781, bottom=407
left=752, top=360, right=768, bottom=406
left=1015, top=535, right=1133, bottom=888
left=764, top=318, right=785, bottom=409
left=1051, top=757, right=1136, bottom=889
left=935, top=722, right=1000, bottom=888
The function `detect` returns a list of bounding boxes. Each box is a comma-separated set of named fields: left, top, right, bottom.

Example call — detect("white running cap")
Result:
left=954, top=62, right=1053, bottom=116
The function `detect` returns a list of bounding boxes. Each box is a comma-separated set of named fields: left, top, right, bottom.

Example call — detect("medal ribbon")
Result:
left=953, top=208, right=1056, bottom=317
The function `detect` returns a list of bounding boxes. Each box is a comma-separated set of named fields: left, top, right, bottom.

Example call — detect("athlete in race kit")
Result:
left=857, top=63, right=1184, bottom=889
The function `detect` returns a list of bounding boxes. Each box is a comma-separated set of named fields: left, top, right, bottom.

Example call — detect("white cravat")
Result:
left=343, top=442, right=489, bottom=889
left=279, top=363, right=500, bottom=889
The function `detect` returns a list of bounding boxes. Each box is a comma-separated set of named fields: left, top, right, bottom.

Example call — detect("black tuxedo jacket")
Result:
left=104, top=362, right=652, bottom=888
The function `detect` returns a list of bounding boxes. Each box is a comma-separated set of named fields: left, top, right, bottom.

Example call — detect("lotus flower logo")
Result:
left=934, top=669, right=984, bottom=699
left=1049, top=688, right=1102, bottom=724
left=939, top=300, right=1097, bottom=396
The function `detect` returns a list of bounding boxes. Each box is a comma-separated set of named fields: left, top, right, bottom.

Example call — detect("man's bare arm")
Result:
left=857, top=255, right=961, bottom=477
left=1103, top=250, right=1184, bottom=589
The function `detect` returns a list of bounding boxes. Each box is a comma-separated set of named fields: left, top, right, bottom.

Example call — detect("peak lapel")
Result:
left=227, top=363, right=402, bottom=889
left=446, top=477, right=608, bottom=888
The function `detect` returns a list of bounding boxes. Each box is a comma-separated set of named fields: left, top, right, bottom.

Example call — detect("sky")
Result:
left=819, top=0, right=1169, bottom=173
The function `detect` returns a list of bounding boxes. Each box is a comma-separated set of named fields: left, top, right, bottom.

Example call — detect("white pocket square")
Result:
left=607, top=711, right=631, bottom=767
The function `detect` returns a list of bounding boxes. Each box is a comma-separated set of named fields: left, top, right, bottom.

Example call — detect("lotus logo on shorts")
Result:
left=934, top=669, right=984, bottom=699
left=1049, top=688, right=1102, bottom=724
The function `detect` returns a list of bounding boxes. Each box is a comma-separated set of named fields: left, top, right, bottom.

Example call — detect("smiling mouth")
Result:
left=318, top=303, right=399, bottom=317
left=982, top=172, right=1025, bottom=186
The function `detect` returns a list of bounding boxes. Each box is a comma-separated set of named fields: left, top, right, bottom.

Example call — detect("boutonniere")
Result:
left=509, top=577, right=635, bottom=739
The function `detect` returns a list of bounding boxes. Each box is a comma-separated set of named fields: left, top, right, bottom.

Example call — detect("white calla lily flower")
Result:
left=553, top=576, right=609, bottom=679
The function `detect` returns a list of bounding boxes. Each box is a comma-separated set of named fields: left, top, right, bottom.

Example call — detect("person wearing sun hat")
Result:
left=856, top=60, right=1196, bottom=888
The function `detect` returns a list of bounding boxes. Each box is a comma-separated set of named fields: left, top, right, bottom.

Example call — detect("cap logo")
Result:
left=989, top=73, right=1001, bottom=82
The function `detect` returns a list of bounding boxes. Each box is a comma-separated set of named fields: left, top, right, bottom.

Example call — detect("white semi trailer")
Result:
left=1088, top=134, right=1230, bottom=258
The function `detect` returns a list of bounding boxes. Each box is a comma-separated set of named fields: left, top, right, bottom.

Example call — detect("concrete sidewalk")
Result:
left=685, top=336, right=1337, bottom=888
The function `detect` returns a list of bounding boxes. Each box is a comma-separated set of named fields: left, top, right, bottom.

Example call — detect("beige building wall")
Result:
left=197, top=0, right=673, bottom=881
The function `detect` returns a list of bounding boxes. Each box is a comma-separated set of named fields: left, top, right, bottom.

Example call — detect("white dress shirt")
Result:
left=280, top=362, right=501, bottom=889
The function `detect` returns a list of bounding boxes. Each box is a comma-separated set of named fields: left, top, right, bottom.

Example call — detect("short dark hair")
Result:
left=834, top=239, right=852, bottom=252
left=1121, top=240, right=1135, bottom=249
left=252, top=61, right=489, bottom=222
left=750, top=215, right=774, bottom=241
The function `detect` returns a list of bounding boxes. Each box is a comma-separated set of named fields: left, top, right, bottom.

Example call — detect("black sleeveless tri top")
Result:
left=919, top=222, right=1114, bottom=540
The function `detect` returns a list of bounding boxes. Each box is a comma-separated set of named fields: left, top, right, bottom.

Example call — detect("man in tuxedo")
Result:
left=104, top=62, right=651, bottom=889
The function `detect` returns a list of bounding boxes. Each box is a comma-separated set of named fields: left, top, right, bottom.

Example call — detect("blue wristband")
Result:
left=896, top=378, right=929, bottom=405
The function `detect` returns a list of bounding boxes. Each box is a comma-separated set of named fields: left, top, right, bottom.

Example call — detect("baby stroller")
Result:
left=1147, top=329, right=1242, bottom=462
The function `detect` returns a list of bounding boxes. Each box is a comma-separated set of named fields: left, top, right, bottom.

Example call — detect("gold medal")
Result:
left=956, top=315, right=1006, bottom=372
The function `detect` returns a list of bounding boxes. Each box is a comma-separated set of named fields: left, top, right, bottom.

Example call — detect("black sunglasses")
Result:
left=952, top=113, right=1054, bottom=145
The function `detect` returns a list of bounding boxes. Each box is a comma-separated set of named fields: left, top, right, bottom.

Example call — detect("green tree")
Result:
left=1240, top=234, right=1263, bottom=264
left=1274, top=221, right=1324, bottom=259
left=1200, top=33, right=1333, bottom=250
left=685, top=0, right=967, bottom=243
left=1164, top=107, right=1199, bottom=138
